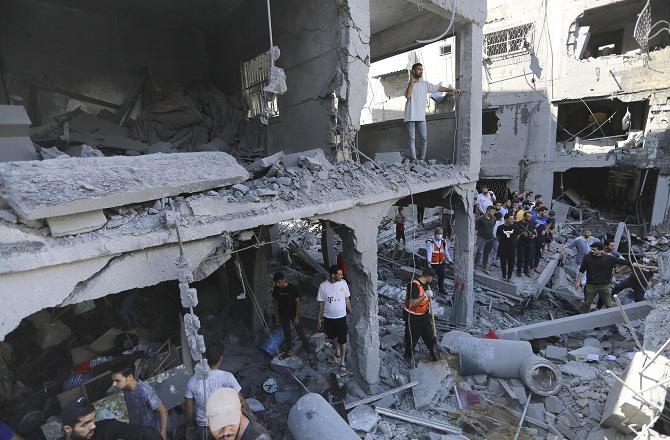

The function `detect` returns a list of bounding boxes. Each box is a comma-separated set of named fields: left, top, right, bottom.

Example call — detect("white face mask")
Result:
left=435, top=234, right=443, bottom=240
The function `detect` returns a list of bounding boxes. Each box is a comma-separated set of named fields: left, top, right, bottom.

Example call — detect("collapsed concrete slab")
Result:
left=0, top=152, right=249, bottom=220
left=410, top=360, right=451, bottom=409
left=498, top=302, right=653, bottom=340
left=601, top=351, right=670, bottom=433
left=46, top=210, right=107, bottom=237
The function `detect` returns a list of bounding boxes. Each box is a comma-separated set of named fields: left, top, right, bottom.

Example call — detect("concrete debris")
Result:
left=561, top=361, right=598, bottom=381
left=568, top=346, right=602, bottom=362
left=0, top=151, right=249, bottom=220
left=544, top=396, right=565, bottom=414
left=246, top=151, right=285, bottom=176
left=498, top=301, right=653, bottom=340
left=0, top=209, right=18, bottom=224
left=373, top=152, right=402, bottom=163
left=288, top=393, right=359, bottom=440
left=79, top=144, right=105, bottom=157
left=40, top=146, right=70, bottom=160
left=46, top=210, right=107, bottom=237
left=270, top=355, right=304, bottom=376
left=347, top=404, right=380, bottom=432
left=68, top=112, right=149, bottom=153
left=601, top=350, right=670, bottom=433
left=545, top=346, right=568, bottom=363
left=410, top=360, right=451, bottom=409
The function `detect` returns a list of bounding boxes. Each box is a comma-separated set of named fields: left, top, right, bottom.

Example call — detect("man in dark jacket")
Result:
left=60, top=397, right=161, bottom=440
left=514, top=211, right=536, bottom=277
left=576, top=242, right=656, bottom=312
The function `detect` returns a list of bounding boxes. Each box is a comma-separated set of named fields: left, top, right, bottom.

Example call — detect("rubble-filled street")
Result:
left=0, top=0, right=669, bottom=439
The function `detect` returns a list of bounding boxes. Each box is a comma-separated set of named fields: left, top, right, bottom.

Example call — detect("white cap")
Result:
left=206, top=388, right=241, bottom=431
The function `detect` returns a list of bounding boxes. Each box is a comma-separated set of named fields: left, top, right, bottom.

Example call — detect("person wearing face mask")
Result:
left=425, top=227, right=453, bottom=295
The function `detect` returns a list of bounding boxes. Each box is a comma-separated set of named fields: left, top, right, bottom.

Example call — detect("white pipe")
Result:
left=416, top=0, right=457, bottom=44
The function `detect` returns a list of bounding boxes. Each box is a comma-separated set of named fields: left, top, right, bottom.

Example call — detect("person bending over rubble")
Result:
left=403, top=267, right=439, bottom=363
left=59, top=397, right=161, bottom=440
left=404, top=62, right=462, bottom=161
left=205, top=388, right=270, bottom=440
left=184, top=343, right=250, bottom=440
left=317, top=266, right=352, bottom=375
left=111, top=364, right=168, bottom=440
left=575, top=241, right=655, bottom=312
left=272, top=272, right=316, bottom=366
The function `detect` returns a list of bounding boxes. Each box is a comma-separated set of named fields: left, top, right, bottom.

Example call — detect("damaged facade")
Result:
left=1, top=0, right=670, bottom=440
left=481, top=0, right=670, bottom=229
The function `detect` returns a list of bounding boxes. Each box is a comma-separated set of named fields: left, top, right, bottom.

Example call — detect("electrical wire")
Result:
left=415, top=0, right=457, bottom=44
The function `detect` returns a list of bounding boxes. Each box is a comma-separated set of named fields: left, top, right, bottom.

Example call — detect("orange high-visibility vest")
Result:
left=404, top=280, right=430, bottom=315
left=430, top=240, right=447, bottom=264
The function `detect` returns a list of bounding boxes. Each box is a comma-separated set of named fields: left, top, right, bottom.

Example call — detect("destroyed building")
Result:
left=1, top=0, right=670, bottom=439
left=479, top=0, right=670, bottom=229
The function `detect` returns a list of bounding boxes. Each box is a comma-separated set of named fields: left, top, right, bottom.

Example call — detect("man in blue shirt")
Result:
left=561, top=229, right=598, bottom=266
left=531, top=207, right=550, bottom=272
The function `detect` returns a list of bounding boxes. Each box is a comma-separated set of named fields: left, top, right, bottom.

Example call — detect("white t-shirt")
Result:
left=184, top=369, right=242, bottom=426
left=476, top=192, right=495, bottom=213
left=317, top=280, right=350, bottom=319
left=404, top=80, right=440, bottom=122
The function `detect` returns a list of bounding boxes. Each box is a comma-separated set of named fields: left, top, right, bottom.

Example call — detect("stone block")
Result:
left=46, top=210, right=107, bottom=237
left=526, top=403, right=546, bottom=422
left=545, top=345, right=568, bottom=363
left=284, top=148, right=331, bottom=170
left=568, top=346, right=602, bottom=362
left=583, top=337, right=602, bottom=349
left=347, top=404, right=379, bottom=432
left=410, top=360, right=451, bottom=409
left=380, top=332, right=403, bottom=349
left=601, top=350, right=669, bottom=433
left=0, top=152, right=249, bottom=220
left=246, top=151, right=285, bottom=176
left=561, top=361, right=597, bottom=381
left=544, top=395, right=565, bottom=414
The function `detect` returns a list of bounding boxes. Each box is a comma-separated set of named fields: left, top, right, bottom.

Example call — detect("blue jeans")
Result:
left=406, top=121, right=427, bottom=160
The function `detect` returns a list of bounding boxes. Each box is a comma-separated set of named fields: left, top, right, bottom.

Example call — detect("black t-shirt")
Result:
left=272, top=284, right=299, bottom=320
left=475, top=215, right=495, bottom=239
left=580, top=253, right=631, bottom=285
left=496, top=223, right=517, bottom=248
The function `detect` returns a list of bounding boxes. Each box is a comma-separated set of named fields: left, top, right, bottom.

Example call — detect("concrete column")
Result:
left=317, top=201, right=393, bottom=387
left=320, top=220, right=338, bottom=267
left=456, top=22, right=483, bottom=178
left=651, top=174, right=670, bottom=228
left=450, top=185, right=476, bottom=327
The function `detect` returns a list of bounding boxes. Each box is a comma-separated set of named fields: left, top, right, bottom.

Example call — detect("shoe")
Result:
left=524, top=272, right=530, bottom=277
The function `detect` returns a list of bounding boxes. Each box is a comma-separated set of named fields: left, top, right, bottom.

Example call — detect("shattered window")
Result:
left=241, top=50, right=279, bottom=120
left=484, top=24, right=533, bottom=58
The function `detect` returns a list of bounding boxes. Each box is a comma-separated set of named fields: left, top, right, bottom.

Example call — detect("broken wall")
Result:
left=0, top=0, right=209, bottom=127
left=207, top=0, right=371, bottom=156
left=482, top=0, right=670, bottom=210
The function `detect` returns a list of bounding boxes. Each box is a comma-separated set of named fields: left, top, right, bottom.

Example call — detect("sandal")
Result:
left=328, top=355, right=339, bottom=365
left=339, top=364, right=348, bottom=375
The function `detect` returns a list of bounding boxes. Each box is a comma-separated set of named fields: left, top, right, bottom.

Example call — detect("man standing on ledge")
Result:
left=404, top=63, right=462, bottom=161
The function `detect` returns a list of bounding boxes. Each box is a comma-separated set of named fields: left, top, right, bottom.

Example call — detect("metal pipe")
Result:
left=613, top=294, right=646, bottom=355
left=514, top=392, right=532, bottom=440
left=641, top=335, right=670, bottom=373
left=376, top=406, right=462, bottom=435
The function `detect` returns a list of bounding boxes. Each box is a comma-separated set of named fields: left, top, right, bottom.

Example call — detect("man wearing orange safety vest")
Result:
left=425, top=227, right=453, bottom=295
left=403, top=267, right=439, bottom=362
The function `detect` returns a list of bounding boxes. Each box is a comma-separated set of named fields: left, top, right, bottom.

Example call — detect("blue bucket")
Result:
left=261, top=327, right=285, bottom=357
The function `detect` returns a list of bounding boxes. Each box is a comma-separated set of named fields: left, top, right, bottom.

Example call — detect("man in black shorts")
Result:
left=317, top=265, right=352, bottom=374
left=272, top=272, right=316, bottom=365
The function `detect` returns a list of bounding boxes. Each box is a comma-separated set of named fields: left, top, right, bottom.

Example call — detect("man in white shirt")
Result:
left=476, top=187, right=496, bottom=215
left=317, top=266, right=352, bottom=374
left=184, top=343, right=250, bottom=440
left=404, top=63, right=462, bottom=161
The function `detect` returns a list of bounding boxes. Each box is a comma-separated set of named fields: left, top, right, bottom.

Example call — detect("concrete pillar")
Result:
left=450, top=185, right=476, bottom=327
left=320, top=220, right=338, bottom=267
left=651, top=174, right=670, bottom=228
left=239, top=227, right=271, bottom=334
left=456, top=22, right=483, bottom=179
left=317, top=201, right=393, bottom=387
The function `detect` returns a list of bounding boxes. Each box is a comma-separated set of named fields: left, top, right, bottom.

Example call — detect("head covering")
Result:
left=206, top=388, right=241, bottom=431
left=421, top=267, right=436, bottom=277
left=62, top=397, right=95, bottom=427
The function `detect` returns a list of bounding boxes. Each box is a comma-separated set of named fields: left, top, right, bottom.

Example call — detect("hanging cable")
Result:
left=416, top=0, right=457, bottom=44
